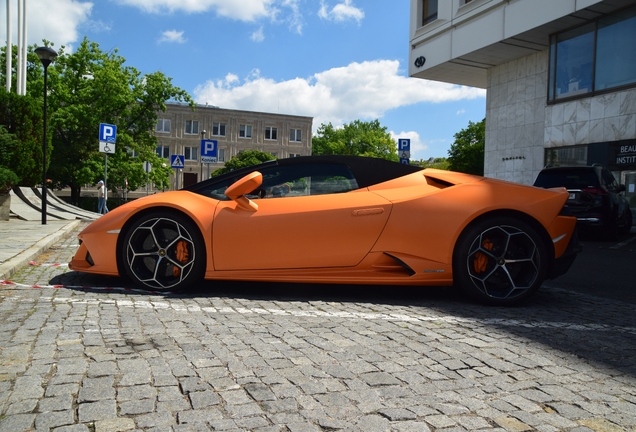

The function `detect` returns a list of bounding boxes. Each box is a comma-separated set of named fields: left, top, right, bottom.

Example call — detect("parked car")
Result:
left=69, top=155, right=580, bottom=305
left=533, top=165, right=632, bottom=239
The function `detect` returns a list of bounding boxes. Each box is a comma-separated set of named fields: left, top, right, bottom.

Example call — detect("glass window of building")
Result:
left=549, top=6, right=636, bottom=102
left=422, top=0, right=437, bottom=26
left=265, top=127, right=278, bottom=140
left=239, top=124, right=252, bottom=138
left=184, top=146, right=198, bottom=161
left=212, top=122, right=226, bottom=136
left=156, top=119, right=171, bottom=133
left=156, top=145, right=170, bottom=159
left=185, top=120, right=199, bottom=135
left=290, top=128, right=302, bottom=142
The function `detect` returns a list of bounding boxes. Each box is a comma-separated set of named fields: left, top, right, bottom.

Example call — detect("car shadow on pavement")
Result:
left=51, top=270, right=636, bottom=378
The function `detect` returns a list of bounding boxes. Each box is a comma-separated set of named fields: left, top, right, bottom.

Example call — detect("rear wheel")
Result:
left=121, top=213, right=205, bottom=292
left=453, top=217, right=548, bottom=306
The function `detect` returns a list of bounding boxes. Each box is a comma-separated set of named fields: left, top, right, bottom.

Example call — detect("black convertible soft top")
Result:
left=184, top=155, right=423, bottom=192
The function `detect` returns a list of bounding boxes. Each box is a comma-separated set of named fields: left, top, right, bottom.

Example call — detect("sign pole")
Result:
left=104, top=153, right=108, bottom=202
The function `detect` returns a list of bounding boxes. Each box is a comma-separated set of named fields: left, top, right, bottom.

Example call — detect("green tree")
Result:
left=211, top=150, right=276, bottom=177
left=21, top=38, right=193, bottom=204
left=413, top=157, right=450, bottom=170
left=447, top=119, right=485, bottom=175
left=312, top=119, right=399, bottom=161
left=0, top=92, right=45, bottom=186
left=0, top=127, right=21, bottom=193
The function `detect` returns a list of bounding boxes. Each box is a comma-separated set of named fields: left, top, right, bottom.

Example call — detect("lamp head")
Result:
left=35, top=46, right=58, bottom=68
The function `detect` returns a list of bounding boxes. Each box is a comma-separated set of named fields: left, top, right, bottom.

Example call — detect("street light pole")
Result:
left=200, top=129, right=206, bottom=182
left=35, top=46, right=58, bottom=225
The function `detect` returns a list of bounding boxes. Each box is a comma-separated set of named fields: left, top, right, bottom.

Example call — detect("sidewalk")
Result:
left=0, top=218, right=82, bottom=280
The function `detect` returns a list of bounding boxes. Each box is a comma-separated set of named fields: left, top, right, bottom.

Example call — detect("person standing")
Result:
left=97, top=180, right=109, bottom=214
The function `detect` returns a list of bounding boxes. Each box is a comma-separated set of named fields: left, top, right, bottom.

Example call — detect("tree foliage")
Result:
left=211, top=150, right=276, bottom=177
left=312, top=120, right=398, bottom=161
left=447, top=119, right=485, bottom=175
left=413, top=157, right=450, bottom=170
left=11, top=38, right=194, bottom=204
left=0, top=91, right=45, bottom=186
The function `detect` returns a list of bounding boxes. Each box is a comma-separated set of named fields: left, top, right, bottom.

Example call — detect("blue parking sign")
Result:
left=398, top=138, right=410, bottom=151
left=99, top=123, right=117, bottom=143
left=200, top=140, right=218, bottom=163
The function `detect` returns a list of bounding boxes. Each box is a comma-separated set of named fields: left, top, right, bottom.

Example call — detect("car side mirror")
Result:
left=225, top=171, right=262, bottom=211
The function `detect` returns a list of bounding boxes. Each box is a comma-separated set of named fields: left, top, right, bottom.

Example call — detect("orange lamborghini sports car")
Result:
left=70, top=155, right=580, bottom=305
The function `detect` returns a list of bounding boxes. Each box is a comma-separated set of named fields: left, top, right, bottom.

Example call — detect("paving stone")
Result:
left=35, top=409, right=75, bottom=429
left=245, top=382, right=277, bottom=401
left=0, top=413, right=35, bottom=431
left=94, top=417, right=136, bottom=432
left=77, top=400, right=117, bottom=422
left=190, top=389, right=221, bottom=409
left=38, top=394, right=74, bottom=413
left=177, top=408, right=224, bottom=423
left=119, top=398, right=156, bottom=415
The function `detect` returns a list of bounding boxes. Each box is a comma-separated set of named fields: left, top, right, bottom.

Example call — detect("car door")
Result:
left=212, top=163, right=392, bottom=271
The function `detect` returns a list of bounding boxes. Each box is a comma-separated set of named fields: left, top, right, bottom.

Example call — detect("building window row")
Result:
left=157, top=119, right=303, bottom=143
left=548, top=5, right=636, bottom=102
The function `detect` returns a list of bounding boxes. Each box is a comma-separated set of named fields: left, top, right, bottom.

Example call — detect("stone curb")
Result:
left=0, top=219, right=82, bottom=281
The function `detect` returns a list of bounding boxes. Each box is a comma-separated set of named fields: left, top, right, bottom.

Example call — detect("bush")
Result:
left=0, top=167, right=19, bottom=194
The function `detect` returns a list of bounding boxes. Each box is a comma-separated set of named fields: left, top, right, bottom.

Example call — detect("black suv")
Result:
left=533, top=165, right=632, bottom=239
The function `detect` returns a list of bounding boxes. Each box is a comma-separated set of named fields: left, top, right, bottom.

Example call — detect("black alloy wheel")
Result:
left=122, top=213, right=205, bottom=292
left=453, top=217, right=548, bottom=306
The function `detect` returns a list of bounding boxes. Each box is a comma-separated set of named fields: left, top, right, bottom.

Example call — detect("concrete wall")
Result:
left=485, top=51, right=548, bottom=184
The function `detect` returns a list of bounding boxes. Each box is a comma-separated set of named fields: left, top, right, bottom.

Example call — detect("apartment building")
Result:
left=409, top=0, right=636, bottom=207
left=155, top=103, right=313, bottom=189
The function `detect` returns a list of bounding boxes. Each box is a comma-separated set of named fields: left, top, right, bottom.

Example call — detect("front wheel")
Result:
left=121, top=213, right=206, bottom=292
left=453, top=217, right=548, bottom=306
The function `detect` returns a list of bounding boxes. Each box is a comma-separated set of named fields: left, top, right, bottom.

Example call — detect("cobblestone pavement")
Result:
left=1, top=223, right=635, bottom=432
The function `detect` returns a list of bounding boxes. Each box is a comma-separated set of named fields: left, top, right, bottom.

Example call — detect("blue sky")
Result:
left=2, top=0, right=486, bottom=161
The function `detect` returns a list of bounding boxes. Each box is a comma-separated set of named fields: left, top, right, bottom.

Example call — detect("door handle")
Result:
left=352, top=208, right=385, bottom=216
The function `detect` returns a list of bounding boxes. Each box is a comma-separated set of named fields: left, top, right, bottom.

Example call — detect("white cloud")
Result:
left=158, top=30, right=186, bottom=44
left=194, top=60, right=485, bottom=133
left=115, top=0, right=284, bottom=22
left=0, top=0, right=92, bottom=47
left=251, top=26, right=265, bottom=42
left=318, top=0, right=364, bottom=23
left=456, top=109, right=466, bottom=115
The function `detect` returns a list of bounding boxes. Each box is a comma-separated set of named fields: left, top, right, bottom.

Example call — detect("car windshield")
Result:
left=534, top=170, right=599, bottom=189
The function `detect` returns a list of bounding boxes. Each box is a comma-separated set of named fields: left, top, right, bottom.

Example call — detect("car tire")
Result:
left=453, top=216, right=548, bottom=306
left=121, top=212, right=206, bottom=292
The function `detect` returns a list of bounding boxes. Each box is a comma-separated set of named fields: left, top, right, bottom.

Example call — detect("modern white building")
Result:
left=154, top=103, right=313, bottom=189
left=409, top=0, right=636, bottom=208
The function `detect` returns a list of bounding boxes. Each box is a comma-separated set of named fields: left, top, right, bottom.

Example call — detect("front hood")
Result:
left=78, top=191, right=212, bottom=237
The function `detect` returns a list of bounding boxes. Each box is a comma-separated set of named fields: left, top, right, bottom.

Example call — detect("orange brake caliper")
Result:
left=473, top=238, right=493, bottom=274
left=173, top=240, right=190, bottom=277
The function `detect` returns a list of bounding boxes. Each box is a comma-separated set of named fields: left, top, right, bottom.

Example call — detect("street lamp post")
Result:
left=200, top=130, right=206, bottom=182
left=35, top=46, right=58, bottom=225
